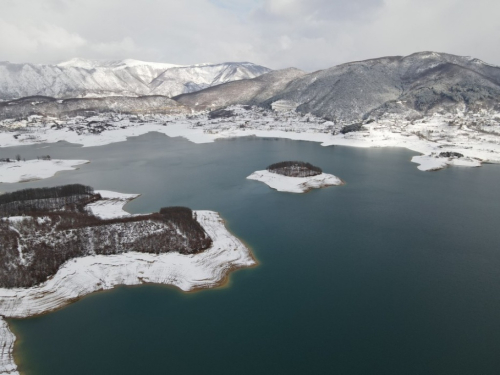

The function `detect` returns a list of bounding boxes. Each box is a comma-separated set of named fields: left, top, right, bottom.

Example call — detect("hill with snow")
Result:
left=174, top=67, right=306, bottom=111
left=176, top=52, right=500, bottom=123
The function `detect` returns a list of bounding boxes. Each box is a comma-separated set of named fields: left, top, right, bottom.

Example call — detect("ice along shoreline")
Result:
left=0, top=191, right=256, bottom=375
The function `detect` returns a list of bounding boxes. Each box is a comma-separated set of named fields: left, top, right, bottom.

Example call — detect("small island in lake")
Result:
left=247, top=161, right=344, bottom=193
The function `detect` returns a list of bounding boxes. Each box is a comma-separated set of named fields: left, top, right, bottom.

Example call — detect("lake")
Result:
left=3, top=133, right=500, bottom=374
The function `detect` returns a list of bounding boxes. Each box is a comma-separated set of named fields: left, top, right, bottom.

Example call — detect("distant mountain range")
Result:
left=0, top=58, right=271, bottom=100
left=1, top=52, right=499, bottom=123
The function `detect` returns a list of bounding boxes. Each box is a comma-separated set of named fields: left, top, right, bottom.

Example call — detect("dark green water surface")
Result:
left=2, top=133, right=500, bottom=374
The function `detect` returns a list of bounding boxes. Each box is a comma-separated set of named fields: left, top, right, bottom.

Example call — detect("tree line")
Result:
left=267, top=161, right=322, bottom=177
left=0, top=155, right=52, bottom=163
left=0, top=184, right=95, bottom=217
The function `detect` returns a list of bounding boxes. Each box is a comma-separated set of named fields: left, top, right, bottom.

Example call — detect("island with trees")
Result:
left=247, top=161, right=344, bottom=193
left=0, top=184, right=255, bottom=374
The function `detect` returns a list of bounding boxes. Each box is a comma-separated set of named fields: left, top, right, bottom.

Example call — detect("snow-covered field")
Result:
left=0, top=191, right=255, bottom=375
left=88, top=190, right=140, bottom=219
left=1, top=105, right=499, bottom=172
left=0, top=159, right=89, bottom=183
left=247, top=170, right=344, bottom=193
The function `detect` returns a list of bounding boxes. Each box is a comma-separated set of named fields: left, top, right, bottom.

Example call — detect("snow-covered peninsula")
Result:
left=0, top=159, right=88, bottom=183
left=0, top=190, right=255, bottom=375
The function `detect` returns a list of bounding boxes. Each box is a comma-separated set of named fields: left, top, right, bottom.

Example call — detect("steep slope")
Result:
left=0, top=59, right=271, bottom=100
left=174, top=68, right=306, bottom=110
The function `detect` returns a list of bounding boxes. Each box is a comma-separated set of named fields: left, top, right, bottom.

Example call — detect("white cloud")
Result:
left=0, top=0, right=498, bottom=70
left=0, top=19, right=87, bottom=63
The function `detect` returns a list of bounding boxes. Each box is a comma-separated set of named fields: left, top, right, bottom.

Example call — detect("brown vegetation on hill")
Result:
left=0, top=185, right=212, bottom=288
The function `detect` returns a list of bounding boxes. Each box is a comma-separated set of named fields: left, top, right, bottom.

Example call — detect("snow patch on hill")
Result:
left=87, top=190, right=140, bottom=219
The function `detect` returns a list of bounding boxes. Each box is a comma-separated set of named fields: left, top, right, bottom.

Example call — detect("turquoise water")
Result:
left=3, top=134, right=500, bottom=374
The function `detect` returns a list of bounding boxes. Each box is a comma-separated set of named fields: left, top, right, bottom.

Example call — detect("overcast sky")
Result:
left=1, top=0, right=499, bottom=71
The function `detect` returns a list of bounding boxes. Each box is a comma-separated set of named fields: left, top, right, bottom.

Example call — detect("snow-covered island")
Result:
left=247, top=161, right=344, bottom=193
left=0, top=185, right=255, bottom=375
left=0, top=158, right=88, bottom=183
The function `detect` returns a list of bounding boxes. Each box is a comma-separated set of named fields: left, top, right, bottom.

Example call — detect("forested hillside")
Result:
left=0, top=185, right=212, bottom=288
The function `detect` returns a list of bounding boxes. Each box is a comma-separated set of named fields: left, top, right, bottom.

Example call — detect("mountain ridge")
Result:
left=0, top=59, right=271, bottom=101
left=175, top=51, right=500, bottom=122
left=1, top=52, right=499, bottom=125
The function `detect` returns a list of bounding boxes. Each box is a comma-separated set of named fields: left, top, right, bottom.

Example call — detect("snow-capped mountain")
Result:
left=149, top=62, right=272, bottom=97
left=0, top=58, right=271, bottom=100
left=3, top=52, right=499, bottom=125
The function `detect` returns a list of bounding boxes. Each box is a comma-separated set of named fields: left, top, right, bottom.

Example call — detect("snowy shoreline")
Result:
left=247, top=170, right=344, bottom=193
left=0, top=159, right=89, bottom=183
left=0, top=191, right=255, bottom=375
left=1, top=110, right=496, bottom=172
left=410, top=154, right=481, bottom=171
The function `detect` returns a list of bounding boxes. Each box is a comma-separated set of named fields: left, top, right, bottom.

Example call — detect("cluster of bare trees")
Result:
left=0, top=184, right=95, bottom=217
left=0, top=155, right=50, bottom=163
left=340, top=123, right=363, bottom=134
left=159, top=206, right=209, bottom=243
left=1, top=155, right=25, bottom=162
left=0, top=185, right=212, bottom=288
left=267, top=161, right=322, bottom=177
left=208, top=108, right=235, bottom=119
left=439, top=152, right=463, bottom=158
